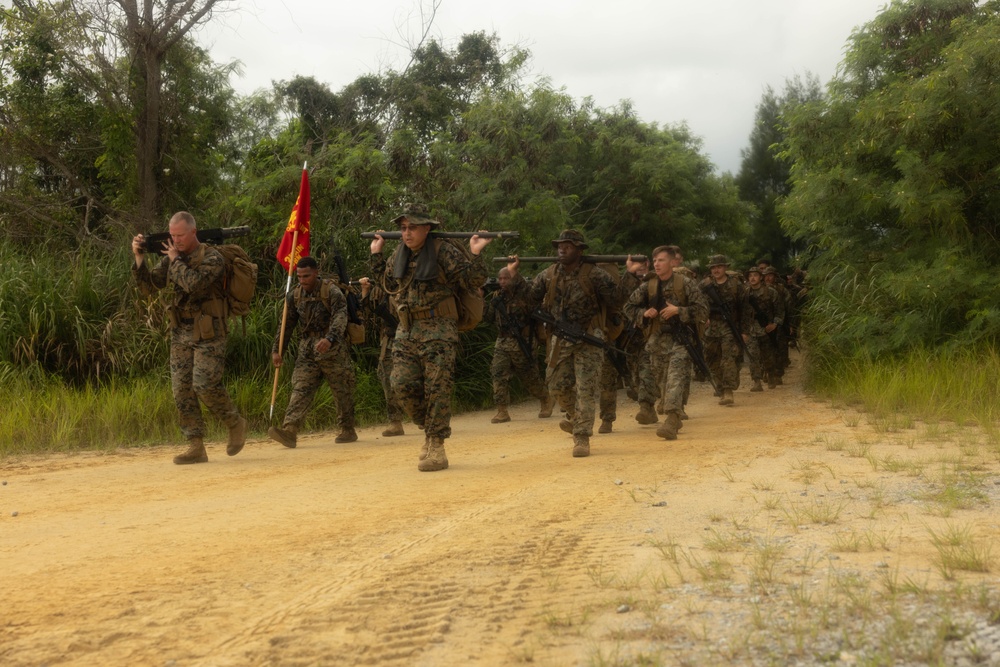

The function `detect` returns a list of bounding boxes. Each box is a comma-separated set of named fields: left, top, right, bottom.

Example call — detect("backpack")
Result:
left=541, top=262, right=619, bottom=338
left=293, top=279, right=366, bottom=345
left=215, top=244, right=258, bottom=319
left=434, top=238, right=483, bottom=333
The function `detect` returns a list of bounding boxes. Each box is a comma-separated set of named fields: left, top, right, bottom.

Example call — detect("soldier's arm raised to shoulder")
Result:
left=440, top=242, right=487, bottom=290
left=169, top=248, right=224, bottom=295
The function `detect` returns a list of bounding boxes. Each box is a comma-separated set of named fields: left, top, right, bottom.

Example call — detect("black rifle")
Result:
left=747, top=293, right=780, bottom=349
left=703, top=282, right=748, bottom=356
left=491, top=293, right=535, bottom=363
left=531, top=309, right=634, bottom=393
left=494, top=254, right=647, bottom=264
left=482, top=278, right=501, bottom=295
left=373, top=299, right=398, bottom=330
left=140, top=225, right=251, bottom=253
left=362, top=231, right=519, bottom=240
left=331, top=250, right=364, bottom=330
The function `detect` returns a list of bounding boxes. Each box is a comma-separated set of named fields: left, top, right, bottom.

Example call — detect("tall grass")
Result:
left=807, top=346, right=1000, bottom=425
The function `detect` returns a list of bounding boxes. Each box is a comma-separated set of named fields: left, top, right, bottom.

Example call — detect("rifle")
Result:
left=361, top=231, right=519, bottom=240
left=491, top=293, right=535, bottom=363
left=531, top=309, right=634, bottom=393
left=140, top=225, right=251, bottom=254
left=373, top=298, right=398, bottom=330
left=493, top=254, right=647, bottom=264
left=703, top=281, right=748, bottom=356
left=482, top=278, right=501, bottom=295
left=331, top=249, right=364, bottom=329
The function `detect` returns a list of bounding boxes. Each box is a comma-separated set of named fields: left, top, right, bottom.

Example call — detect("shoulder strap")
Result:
left=673, top=273, right=687, bottom=306
left=542, top=264, right=559, bottom=311
left=647, top=276, right=659, bottom=304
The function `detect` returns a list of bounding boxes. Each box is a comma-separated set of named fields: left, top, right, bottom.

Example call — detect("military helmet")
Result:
left=762, top=266, right=780, bottom=276
left=550, top=229, right=589, bottom=249
left=391, top=202, right=440, bottom=226
left=747, top=266, right=763, bottom=276
left=707, top=254, right=730, bottom=268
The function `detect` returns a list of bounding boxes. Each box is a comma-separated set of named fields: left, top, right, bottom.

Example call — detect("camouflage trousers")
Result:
left=704, top=333, right=740, bottom=391
left=391, top=337, right=457, bottom=440
left=547, top=337, right=603, bottom=437
left=170, top=324, right=240, bottom=440
left=378, top=334, right=405, bottom=423
left=746, top=333, right=779, bottom=383
left=283, top=337, right=356, bottom=431
left=626, top=335, right=658, bottom=406
left=599, top=355, right=619, bottom=422
left=647, top=333, right=692, bottom=415
left=491, top=337, right=547, bottom=407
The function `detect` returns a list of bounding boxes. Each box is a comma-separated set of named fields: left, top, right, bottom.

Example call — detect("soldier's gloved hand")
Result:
left=315, top=337, right=333, bottom=354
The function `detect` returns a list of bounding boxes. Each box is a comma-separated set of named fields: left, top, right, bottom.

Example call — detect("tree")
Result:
left=780, top=0, right=1000, bottom=354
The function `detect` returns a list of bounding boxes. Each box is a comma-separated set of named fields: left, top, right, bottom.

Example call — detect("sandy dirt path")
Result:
left=3, top=355, right=999, bottom=666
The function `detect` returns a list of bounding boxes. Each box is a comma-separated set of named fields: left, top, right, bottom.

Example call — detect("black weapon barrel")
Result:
left=493, top=254, right=646, bottom=264
left=361, top=231, right=519, bottom=240
left=140, top=225, right=251, bottom=253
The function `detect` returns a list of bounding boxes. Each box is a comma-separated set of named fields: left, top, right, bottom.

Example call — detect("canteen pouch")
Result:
left=197, top=313, right=216, bottom=341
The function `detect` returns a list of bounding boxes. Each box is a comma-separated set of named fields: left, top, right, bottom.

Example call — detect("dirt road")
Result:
left=3, top=357, right=999, bottom=666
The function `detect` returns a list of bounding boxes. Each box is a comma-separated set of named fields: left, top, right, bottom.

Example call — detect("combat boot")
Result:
left=773, top=377, right=783, bottom=386
left=227, top=417, right=248, bottom=456
left=598, top=419, right=613, bottom=434
left=719, top=389, right=734, bottom=406
left=418, top=437, right=449, bottom=472
left=679, top=407, right=689, bottom=420
left=635, top=402, right=658, bottom=425
left=572, top=434, right=590, bottom=458
left=382, top=421, right=405, bottom=437
left=491, top=406, right=511, bottom=423
left=174, top=438, right=208, bottom=465
left=268, top=425, right=297, bottom=449
left=751, top=380, right=764, bottom=392
left=559, top=419, right=574, bottom=434
left=656, top=412, right=681, bottom=440
left=335, top=426, right=358, bottom=443
left=538, top=396, right=554, bottom=419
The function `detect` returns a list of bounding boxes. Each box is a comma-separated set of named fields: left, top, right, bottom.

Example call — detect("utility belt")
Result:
left=396, top=296, right=458, bottom=330
left=168, top=298, right=225, bottom=341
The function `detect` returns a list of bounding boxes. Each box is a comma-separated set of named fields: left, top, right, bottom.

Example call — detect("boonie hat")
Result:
left=551, top=229, right=589, bottom=249
left=392, top=202, right=440, bottom=226
left=707, top=254, right=730, bottom=268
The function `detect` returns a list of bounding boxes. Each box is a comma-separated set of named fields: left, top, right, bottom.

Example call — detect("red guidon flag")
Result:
left=276, top=167, right=310, bottom=272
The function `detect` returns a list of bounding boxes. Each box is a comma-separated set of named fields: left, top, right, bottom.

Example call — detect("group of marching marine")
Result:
left=133, top=204, right=795, bottom=470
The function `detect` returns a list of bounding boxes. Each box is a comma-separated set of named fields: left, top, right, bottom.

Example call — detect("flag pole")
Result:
left=269, top=161, right=307, bottom=420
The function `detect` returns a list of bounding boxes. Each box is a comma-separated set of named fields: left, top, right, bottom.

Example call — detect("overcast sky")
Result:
left=196, top=0, right=888, bottom=174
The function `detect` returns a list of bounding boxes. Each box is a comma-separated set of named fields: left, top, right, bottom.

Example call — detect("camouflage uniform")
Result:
left=528, top=248, right=622, bottom=441
left=701, top=269, right=746, bottom=394
left=624, top=272, right=709, bottom=437
left=133, top=244, right=242, bottom=441
left=361, top=286, right=405, bottom=425
left=742, top=279, right=784, bottom=387
left=486, top=274, right=548, bottom=408
left=371, top=239, right=487, bottom=441
left=617, top=271, right=658, bottom=408
left=273, top=278, right=357, bottom=433
left=765, top=268, right=792, bottom=373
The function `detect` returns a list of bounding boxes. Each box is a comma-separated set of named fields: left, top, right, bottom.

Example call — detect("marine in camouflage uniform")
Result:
left=486, top=268, right=552, bottom=424
left=763, top=266, right=791, bottom=379
left=624, top=246, right=709, bottom=440
left=359, top=278, right=406, bottom=436
left=516, top=229, right=623, bottom=458
left=269, top=256, right=357, bottom=449
left=742, top=266, right=784, bottom=391
left=131, top=211, right=247, bottom=465
left=596, top=263, right=626, bottom=434
left=615, top=265, right=660, bottom=426
left=700, top=254, right=746, bottom=406
left=370, top=203, right=490, bottom=472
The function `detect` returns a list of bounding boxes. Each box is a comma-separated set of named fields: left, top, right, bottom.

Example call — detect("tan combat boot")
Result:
left=751, top=380, right=764, bottom=392
left=538, top=396, right=554, bottom=419
left=598, top=419, right=613, bottom=434
left=174, top=438, right=208, bottom=465
left=268, top=425, right=297, bottom=449
left=382, top=421, right=405, bottom=437
left=491, top=406, right=511, bottom=423
left=227, top=416, right=248, bottom=456
left=656, top=412, right=681, bottom=440
left=335, top=426, right=358, bottom=443
left=635, top=402, right=658, bottom=425
left=559, top=419, right=574, bottom=434
left=719, top=389, right=734, bottom=406
left=418, top=437, right=449, bottom=472
left=572, top=434, right=590, bottom=458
